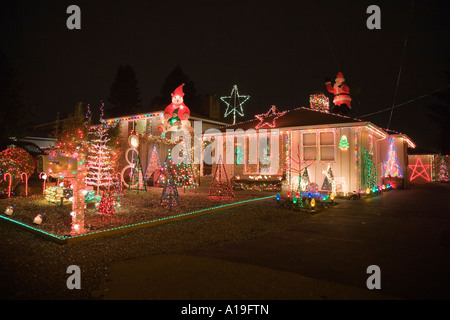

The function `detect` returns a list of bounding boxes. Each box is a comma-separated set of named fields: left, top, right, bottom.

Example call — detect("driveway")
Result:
left=93, top=182, right=450, bottom=300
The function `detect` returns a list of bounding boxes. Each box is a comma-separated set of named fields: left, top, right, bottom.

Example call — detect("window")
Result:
left=302, top=131, right=335, bottom=161
left=303, top=133, right=317, bottom=161
left=320, top=132, right=335, bottom=161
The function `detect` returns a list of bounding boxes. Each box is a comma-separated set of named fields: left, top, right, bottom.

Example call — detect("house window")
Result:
left=244, top=134, right=278, bottom=175
left=303, top=133, right=317, bottom=161
left=319, top=131, right=335, bottom=161
left=302, top=131, right=335, bottom=161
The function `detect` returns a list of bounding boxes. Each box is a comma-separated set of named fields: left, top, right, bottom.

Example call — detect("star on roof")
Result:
left=220, top=85, right=250, bottom=125
left=255, top=105, right=287, bottom=129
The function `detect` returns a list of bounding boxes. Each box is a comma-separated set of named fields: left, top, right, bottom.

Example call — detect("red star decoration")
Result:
left=254, top=105, right=287, bottom=129
left=408, top=157, right=431, bottom=182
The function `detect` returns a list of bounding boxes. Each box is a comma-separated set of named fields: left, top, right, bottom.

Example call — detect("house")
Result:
left=201, top=106, right=415, bottom=195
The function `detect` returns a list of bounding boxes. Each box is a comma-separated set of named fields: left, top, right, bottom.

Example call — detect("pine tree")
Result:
left=50, top=102, right=89, bottom=158
left=108, top=65, right=142, bottom=117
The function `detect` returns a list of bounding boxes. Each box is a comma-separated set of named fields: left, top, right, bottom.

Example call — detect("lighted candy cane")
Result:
left=39, top=172, right=47, bottom=194
left=3, top=173, right=12, bottom=198
left=21, top=172, right=28, bottom=197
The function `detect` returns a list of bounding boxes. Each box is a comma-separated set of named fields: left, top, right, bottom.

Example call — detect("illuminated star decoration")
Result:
left=254, top=105, right=287, bottom=129
left=408, top=157, right=431, bottom=182
left=220, top=85, right=250, bottom=124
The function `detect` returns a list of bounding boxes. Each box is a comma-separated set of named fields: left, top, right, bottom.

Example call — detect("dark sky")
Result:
left=1, top=0, right=449, bottom=151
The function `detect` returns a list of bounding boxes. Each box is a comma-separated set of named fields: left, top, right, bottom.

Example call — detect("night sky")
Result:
left=1, top=0, right=449, bottom=151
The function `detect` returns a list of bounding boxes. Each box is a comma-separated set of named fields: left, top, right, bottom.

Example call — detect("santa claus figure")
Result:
left=158, top=84, right=192, bottom=133
left=325, top=72, right=351, bottom=115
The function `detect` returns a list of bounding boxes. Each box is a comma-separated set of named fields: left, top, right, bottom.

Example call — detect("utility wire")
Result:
left=359, top=86, right=449, bottom=118
left=309, top=1, right=341, bottom=71
left=387, top=0, right=415, bottom=129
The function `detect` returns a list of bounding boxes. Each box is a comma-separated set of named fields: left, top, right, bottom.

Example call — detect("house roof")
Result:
left=214, top=106, right=417, bottom=148
left=217, top=106, right=364, bottom=131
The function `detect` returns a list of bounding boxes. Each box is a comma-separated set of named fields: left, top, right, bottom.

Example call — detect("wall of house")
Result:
left=288, top=127, right=359, bottom=195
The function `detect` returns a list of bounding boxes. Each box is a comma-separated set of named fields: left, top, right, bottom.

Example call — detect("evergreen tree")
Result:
left=150, top=66, right=202, bottom=112
left=0, top=52, right=34, bottom=139
left=50, top=102, right=89, bottom=157
left=107, top=65, right=142, bottom=117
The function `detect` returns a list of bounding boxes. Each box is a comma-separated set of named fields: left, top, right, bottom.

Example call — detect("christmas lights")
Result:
left=383, top=138, right=403, bottom=178
left=254, top=106, right=286, bottom=129
left=145, top=145, right=161, bottom=185
left=85, top=121, right=115, bottom=194
left=220, top=85, right=250, bottom=125
left=321, top=166, right=334, bottom=191
left=362, top=148, right=377, bottom=189
left=209, top=156, right=234, bottom=198
left=338, top=135, right=349, bottom=151
left=160, top=150, right=179, bottom=207
left=309, top=92, right=330, bottom=113
left=408, top=157, right=431, bottom=182
left=438, top=157, right=449, bottom=182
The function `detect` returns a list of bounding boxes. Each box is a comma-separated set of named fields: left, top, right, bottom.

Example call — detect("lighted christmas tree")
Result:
left=338, top=135, right=350, bottom=151
left=128, top=154, right=147, bottom=191
left=299, top=167, right=310, bottom=192
left=97, top=191, right=117, bottom=221
left=85, top=122, right=114, bottom=194
left=173, top=142, right=196, bottom=188
left=160, top=150, right=179, bottom=207
left=438, top=157, right=449, bottom=182
left=321, top=166, right=334, bottom=191
left=362, top=148, right=377, bottom=188
left=145, top=145, right=161, bottom=182
left=209, top=156, right=234, bottom=199
left=383, top=137, right=403, bottom=178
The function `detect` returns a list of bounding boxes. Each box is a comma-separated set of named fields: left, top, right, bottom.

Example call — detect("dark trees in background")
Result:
left=0, top=52, right=34, bottom=140
left=428, top=71, right=450, bottom=155
left=107, top=65, right=142, bottom=118
left=150, top=66, right=202, bottom=114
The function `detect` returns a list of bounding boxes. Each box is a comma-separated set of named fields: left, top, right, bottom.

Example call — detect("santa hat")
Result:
left=335, top=72, right=345, bottom=81
left=172, top=84, right=185, bottom=97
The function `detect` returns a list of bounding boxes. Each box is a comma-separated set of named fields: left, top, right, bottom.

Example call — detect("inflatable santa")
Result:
left=325, top=72, right=351, bottom=115
left=158, top=84, right=192, bottom=133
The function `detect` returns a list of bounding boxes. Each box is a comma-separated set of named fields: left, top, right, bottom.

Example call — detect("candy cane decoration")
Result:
left=21, top=172, right=28, bottom=197
left=39, top=172, right=47, bottom=194
left=3, top=173, right=12, bottom=198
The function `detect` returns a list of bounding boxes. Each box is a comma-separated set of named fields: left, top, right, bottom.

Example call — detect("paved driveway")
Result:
left=94, top=182, right=450, bottom=300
